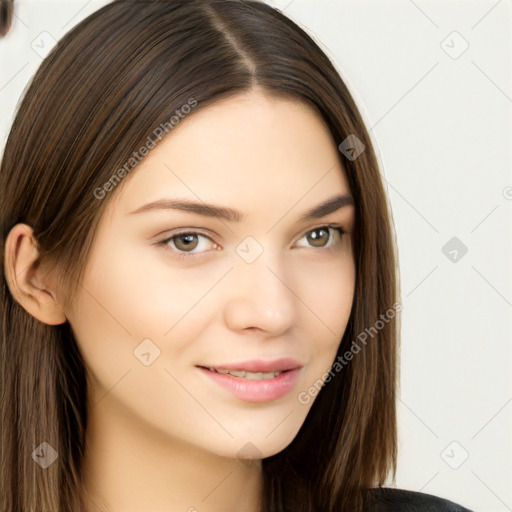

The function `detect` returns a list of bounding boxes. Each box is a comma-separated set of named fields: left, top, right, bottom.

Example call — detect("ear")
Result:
left=3, top=223, right=67, bottom=325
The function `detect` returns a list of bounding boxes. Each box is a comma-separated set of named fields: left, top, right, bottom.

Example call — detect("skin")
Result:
left=4, top=88, right=356, bottom=512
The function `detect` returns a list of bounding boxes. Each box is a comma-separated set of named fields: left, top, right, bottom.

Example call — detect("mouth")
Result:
left=196, top=358, right=302, bottom=379
left=195, top=358, right=303, bottom=403
left=198, top=366, right=291, bottom=380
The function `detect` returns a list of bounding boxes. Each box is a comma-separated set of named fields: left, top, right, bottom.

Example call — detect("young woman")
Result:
left=0, top=1, right=474, bottom=511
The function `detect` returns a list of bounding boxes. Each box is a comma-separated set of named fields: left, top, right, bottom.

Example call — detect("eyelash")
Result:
left=156, top=223, right=346, bottom=261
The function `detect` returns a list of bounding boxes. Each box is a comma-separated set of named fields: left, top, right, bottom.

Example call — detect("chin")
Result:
left=209, top=421, right=303, bottom=461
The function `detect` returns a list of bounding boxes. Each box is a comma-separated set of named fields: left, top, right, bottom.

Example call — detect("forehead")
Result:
left=108, top=90, right=350, bottom=220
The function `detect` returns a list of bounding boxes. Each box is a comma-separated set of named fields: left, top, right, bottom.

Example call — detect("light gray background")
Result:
left=1, top=1, right=511, bottom=510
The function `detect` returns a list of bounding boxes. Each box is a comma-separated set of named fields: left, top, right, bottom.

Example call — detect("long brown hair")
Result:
left=0, top=1, right=400, bottom=510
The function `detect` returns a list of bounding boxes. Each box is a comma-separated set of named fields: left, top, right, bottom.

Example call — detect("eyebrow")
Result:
left=127, top=193, right=354, bottom=223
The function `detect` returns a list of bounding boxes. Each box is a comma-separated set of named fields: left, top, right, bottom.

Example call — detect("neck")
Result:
left=81, top=396, right=263, bottom=512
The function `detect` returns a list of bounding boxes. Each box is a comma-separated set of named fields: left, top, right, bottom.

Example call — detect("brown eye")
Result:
left=173, top=233, right=199, bottom=252
left=306, top=227, right=330, bottom=248
left=296, top=225, right=345, bottom=250
left=158, top=230, right=218, bottom=259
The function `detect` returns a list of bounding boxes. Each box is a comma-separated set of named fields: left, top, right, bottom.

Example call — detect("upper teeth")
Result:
left=209, top=367, right=282, bottom=380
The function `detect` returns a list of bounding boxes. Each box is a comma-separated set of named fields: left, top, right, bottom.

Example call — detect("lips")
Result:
left=197, top=358, right=302, bottom=374
left=197, top=360, right=303, bottom=402
left=196, top=358, right=303, bottom=401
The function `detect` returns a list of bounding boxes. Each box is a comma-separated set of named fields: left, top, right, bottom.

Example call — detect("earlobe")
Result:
left=4, top=223, right=67, bottom=326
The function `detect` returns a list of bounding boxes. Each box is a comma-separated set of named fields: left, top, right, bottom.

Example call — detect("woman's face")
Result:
left=67, top=89, right=356, bottom=460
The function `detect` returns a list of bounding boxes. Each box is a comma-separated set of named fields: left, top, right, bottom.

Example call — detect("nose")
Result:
left=223, top=253, right=297, bottom=336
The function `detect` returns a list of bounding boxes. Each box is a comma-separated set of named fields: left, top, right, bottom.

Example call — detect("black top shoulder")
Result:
left=364, top=487, right=474, bottom=512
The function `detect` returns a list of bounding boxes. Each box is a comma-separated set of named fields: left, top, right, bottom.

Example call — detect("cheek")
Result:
left=296, top=255, right=355, bottom=376
left=68, top=241, right=225, bottom=379
left=297, top=254, right=355, bottom=335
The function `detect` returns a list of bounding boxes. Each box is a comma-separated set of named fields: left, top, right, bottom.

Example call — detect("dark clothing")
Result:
left=365, top=487, right=474, bottom=512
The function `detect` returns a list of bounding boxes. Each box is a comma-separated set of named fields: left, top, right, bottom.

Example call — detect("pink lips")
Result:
left=197, top=358, right=303, bottom=403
